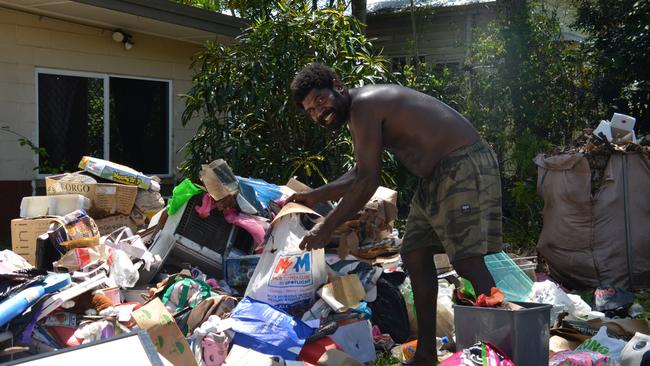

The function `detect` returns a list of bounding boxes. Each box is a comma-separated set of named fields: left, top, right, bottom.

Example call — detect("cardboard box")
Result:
left=610, top=113, right=637, bottom=143
left=94, top=214, right=137, bottom=236
left=11, top=217, right=58, bottom=265
left=131, top=298, right=197, bottom=366
left=79, top=156, right=157, bottom=191
left=45, top=172, right=138, bottom=216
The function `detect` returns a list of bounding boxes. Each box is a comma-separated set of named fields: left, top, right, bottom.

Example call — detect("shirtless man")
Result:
left=289, top=63, right=502, bottom=365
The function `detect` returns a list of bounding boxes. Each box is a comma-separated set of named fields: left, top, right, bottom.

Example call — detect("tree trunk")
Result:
left=498, top=0, right=529, bottom=135
left=351, top=0, right=367, bottom=24
left=409, top=0, right=419, bottom=61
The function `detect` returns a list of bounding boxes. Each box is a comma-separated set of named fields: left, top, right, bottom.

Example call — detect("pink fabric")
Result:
left=195, top=193, right=220, bottom=218
left=202, top=336, right=228, bottom=366
left=372, top=325, right=382, bottom=337
left=205, top=278, right=218, bottom=289
left=223, top=208, right=268, bottom=248
left=440, top=342, right=515, bottom=366
left=549, top=350, right=615, bottom=366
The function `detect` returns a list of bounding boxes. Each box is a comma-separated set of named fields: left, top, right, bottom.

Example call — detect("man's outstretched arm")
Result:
left=300, top=101, right=383, bottom=250
left=310, top=166, right=357, bottom=202
left=288, top=167, right=357, bottom=207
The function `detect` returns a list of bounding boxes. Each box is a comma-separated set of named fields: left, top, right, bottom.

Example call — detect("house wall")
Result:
left=0, top=6, right=204, bottom=181
left=367, top=5, right=495, bottom=65
left=0, top=6, right=206, bottom=241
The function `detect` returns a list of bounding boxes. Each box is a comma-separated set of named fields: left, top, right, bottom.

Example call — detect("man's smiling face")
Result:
left=301, top=87, right=349, bottom=130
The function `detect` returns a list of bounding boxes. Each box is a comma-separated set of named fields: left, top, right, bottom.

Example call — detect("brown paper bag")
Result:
left=318, top=274, right=366, bottom=312
left=131, top=298, right=197, bottom=366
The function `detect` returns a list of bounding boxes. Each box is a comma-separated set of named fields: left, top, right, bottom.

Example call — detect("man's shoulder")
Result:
left=351, top=84, right=404, bottom=106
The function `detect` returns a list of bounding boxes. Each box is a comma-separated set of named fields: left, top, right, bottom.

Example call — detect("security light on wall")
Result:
left=112, top=29, right=134, bottom=50
left=112, top=30, right=125, bottom=42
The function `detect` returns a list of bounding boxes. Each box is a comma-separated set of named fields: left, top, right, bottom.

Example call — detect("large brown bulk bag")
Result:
left=535, top=152, right=650, bottom=289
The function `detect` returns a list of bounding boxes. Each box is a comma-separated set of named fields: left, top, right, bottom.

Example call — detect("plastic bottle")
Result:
left=437, top=336, right=450, bottom=357
left=390, top=336, right=449, bottom=361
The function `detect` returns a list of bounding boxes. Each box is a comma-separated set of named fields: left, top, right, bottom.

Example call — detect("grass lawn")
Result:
left=373, top=351, right=400, bottom=365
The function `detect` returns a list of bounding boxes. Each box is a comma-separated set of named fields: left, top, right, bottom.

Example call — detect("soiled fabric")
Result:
left=188, top=315, right=230, bottom=366
left=187, top=295, right=238, bottom=334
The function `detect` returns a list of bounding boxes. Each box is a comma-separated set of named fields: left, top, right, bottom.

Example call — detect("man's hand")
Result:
left=299, top=223, right=333, bottom=251
left=287, top=191, right=320, bottom=208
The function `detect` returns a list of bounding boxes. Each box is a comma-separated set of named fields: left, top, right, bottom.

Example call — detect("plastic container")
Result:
left=454, top=301, right=552, bottom=366
left=484, top=251, right=533, bottom=301
left=20, top=194, right=91, bottom=217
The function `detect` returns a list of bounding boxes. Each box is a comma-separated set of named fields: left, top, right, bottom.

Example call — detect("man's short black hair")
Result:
left=291, top=63, right=340, bottom=110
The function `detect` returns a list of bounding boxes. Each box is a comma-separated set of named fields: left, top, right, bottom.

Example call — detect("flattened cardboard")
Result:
left=318, top=274, right=365, bottom=312
left=318, top=349, right=364, bottom=366
left=370, top=186, right=397, bottom=206
left=45, top=172, right=137, bottom=216
left=11, top=217, right=58, bottom=266
left=94, top=214, right=137, bottom=236
left=224, top=344, right=282, bottom=366
left=271, top=202, right=320, bottom=224
left=286, top=178, right=313, bottom=193
left=200, top=159, right=239, bottom=202
left=131, top=298, right=197, bottom=366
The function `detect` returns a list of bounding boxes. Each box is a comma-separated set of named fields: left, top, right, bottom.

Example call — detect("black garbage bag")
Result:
left=369, top=276, right=410, bottom=343
left=0, top=269, right=47, bottom=302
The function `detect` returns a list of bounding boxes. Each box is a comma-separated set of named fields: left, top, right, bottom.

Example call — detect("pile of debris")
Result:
left=1, top=112, right=648, bottom=365
left=548, top=114, right=650, bottom=195
left=1, top=156, right=416, bottom=365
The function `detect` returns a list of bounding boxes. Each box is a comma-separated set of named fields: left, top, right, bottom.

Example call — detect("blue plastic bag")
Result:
left=236, top=176, right=283, bottom=214
left=229, top=296, right=314, bottom=360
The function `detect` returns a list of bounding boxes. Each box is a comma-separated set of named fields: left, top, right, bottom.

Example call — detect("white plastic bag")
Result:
left=575, top=326, right=626, bottom=362
left=244, top=213, right=326, bottom=315
left=109, top=249, right=139, bottom=288
left=527, top=280, right=574, bottom=323
left=101, top=227, right=158, bottom=271
left=436, top=281, right=455, bottom=339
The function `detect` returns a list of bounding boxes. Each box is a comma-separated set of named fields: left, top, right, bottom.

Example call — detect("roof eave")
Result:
left=368, top=0, right=496, bottom=16
left=71, top=0, right=246, bottom=38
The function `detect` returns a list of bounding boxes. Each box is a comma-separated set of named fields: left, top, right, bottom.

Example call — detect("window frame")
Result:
left=34, top=67, right=173, bottom=178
